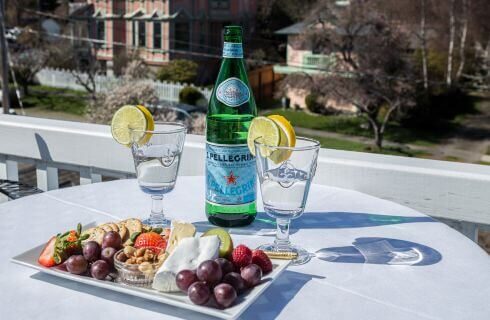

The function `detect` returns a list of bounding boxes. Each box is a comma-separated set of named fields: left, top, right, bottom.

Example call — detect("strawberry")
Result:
left=231, top=245, right=252, bottom=268
left=38, top=236, right=57, bottom=267
left=38, top=223, right=89, bottom=267
left=252, top=249, right=273, bottom=274
left=134, top=232, right=167, bottom=250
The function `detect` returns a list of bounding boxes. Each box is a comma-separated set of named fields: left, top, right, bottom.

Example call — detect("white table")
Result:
left=1, top=177, right=489, bottom=320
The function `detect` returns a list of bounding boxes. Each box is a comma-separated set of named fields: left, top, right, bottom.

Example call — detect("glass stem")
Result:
left=274, top=218, right=291, bottom=251
left=150, top=194, right=165, bottom=227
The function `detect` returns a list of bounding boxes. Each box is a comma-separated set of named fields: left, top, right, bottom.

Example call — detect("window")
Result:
left=211, top=0, right=229, bottom=9
left=199, top=22, right=206, bottom=49
left=153, top=22, right=162, bottom=49
left=96, top=20, right=105, bottom=41
left=175, top=22, right=189, bottom=50
left=132, top=21, right=136, bottom=46
left=138, top=21, right=146, bottom=47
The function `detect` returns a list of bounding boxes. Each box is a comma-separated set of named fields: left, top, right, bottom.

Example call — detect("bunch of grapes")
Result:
left=65, top=231, right=123, bottom=281
left=175, top=257, right=263, bottom=309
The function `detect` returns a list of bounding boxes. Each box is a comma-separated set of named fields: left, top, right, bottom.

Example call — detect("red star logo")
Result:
left=224, top=171, right=239, bottom=185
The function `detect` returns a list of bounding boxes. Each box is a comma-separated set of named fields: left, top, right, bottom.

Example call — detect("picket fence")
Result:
left=36, top=68, right=213, bottom=102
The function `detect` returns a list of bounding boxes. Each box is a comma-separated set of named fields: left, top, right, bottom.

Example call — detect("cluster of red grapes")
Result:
left=65, top=231, right=122, bottom=280
left=175, top=258, right=263, bottom=308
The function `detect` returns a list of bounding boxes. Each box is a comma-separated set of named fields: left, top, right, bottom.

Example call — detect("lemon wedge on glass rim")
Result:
left=247, top=115, right=296, bottom=162
left=267, top=114, right=296, bottom=163
left=111, top=105, right=154, bottom=146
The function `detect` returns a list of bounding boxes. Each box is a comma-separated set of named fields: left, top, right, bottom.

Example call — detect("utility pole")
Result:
left=0, top=0, right=10, bottom=114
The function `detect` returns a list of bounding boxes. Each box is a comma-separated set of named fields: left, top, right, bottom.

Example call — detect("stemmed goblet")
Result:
left=254, top=137, right=320, bottom=265
left=130, top=122, right=186, bottom=228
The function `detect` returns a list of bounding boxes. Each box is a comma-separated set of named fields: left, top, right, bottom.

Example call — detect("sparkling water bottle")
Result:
left=205, top=26, right=257, bottom=227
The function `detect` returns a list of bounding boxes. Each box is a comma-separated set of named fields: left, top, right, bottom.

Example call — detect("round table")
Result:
left=1, top=177, right=489, bottom=320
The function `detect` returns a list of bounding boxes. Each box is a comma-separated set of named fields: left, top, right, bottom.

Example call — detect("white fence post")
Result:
left=36, top=162, right=59, bottom=191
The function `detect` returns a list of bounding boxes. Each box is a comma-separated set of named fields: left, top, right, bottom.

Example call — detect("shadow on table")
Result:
left=30, top=273, right=217, bottom=320
left=315, top=237, right=442, bottom=266
left=194, top=212, right=435, bottom=236
left=241, top=270, right=325, bottom=320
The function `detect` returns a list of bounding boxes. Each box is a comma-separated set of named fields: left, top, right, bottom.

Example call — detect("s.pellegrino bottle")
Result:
left=205, top=26, right=257, bottom=227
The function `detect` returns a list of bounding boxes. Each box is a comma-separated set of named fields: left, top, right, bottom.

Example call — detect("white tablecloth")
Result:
left=1, top=176, right=489, bottom=320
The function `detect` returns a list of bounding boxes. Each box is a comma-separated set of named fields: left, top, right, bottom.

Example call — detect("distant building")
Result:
left=78, top=0, right=256, bottom=72
left=273, top=22, right=355, bottom=113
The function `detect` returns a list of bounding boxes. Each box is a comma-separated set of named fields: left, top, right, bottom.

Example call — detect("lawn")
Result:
left=22, top=85, right=88, bottom=115
left=301, top=134, right=426, bottom=157
left=262, top=108, right=455, bottom=147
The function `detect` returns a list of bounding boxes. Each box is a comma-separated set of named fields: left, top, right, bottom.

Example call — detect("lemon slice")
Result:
left=247, top=116, right=281, bottom=157
left=136, top=105, right=155, bottom=145
left=267, top=115, right=296, bottom=163
left=111, top=105, right=149, bottom=146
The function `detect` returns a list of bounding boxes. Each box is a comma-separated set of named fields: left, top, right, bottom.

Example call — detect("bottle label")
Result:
left=223, top=42, right=243, bottom=58
left=216, top=77, right=250, bottom=107
left=206, top=143, right=256, bottom=206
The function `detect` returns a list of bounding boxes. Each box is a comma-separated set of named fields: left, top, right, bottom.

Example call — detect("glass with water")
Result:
left=254, top=137, right=320, bottom=265
left=131, top=122, right=186, bottom=227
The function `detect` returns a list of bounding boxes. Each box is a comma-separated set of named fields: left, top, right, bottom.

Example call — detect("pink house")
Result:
left=85, top=0, right=257, bottom=69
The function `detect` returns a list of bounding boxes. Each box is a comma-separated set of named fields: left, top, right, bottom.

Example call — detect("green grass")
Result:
left=302, top=134, right=426, bottom=157
left=22, top=85, right=88, bottom=115
left=262, top=108, right=454, bottom=146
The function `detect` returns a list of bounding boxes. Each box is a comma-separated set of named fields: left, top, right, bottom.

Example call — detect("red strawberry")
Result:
left=38, top=236, right=57, bottom=267
left=252, top=249, right=273, bottom=274
left=134, top=232, right=167, bottom=250
left=231, top=245, right=252, bottom=268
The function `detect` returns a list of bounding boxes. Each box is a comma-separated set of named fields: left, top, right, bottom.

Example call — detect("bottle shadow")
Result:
left=193, top=212, right=435, bottom=236
left=315, top=237, right=442, bottom=266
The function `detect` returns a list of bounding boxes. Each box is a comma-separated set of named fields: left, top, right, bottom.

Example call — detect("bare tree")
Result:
left=283, top=0, right=416, bottom=149
left=446, top=0, right=456, bottom=86
left=420, top=0, right=429, bottom=89
left=456, top=0, right=469, bottom=81
left=10, top=48, right=48, bottom=95
left=70, top=42, right=100, bottom=102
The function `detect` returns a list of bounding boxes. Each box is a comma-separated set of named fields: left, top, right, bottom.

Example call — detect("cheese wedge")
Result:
left=165, top=220, right=196, bottom=254
left=152, top=235, right=220, bottom=292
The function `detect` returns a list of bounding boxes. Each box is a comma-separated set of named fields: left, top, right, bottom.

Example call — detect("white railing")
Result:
left=36, top=68, right=213, bottom=102
left=0, top=114, right=489, bottom=241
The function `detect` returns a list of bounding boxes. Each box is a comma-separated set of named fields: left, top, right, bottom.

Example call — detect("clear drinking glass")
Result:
left=130, top=122, right=186, bottom=228
left=254, top=137, right=320, bottom=265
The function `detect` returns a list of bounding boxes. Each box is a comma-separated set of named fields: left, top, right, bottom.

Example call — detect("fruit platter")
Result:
left=11, top=218, right=290, bottom=319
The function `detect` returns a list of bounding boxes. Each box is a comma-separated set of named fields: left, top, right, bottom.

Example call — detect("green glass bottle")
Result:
left=205, top=26, right=257, bottom=227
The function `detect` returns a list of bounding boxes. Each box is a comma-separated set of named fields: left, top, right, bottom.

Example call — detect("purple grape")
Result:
left=214, top=283, right=237, bottom=308
left=100, top=247, right=117, bottom=267
left=176, top=269, right=198, bottom=293
left=102, top=231, right=122, bottom=249
left=196, top=260, right=222, bottom=288
left=222, top=272, right=246, bottom=294
left=241, top=264, right=262, bottom=288
left=66, top=255, right=88, bottom=275
left=90, top=260, right=110, bottom=280
left=215, top=258, right=234, bottom=275
left=82, top=241, right=101, bottom=262
left=187, top=281, right=211, bottom=305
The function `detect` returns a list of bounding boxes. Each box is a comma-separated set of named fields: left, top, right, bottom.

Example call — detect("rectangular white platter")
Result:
left=11, top=243, right=290, bottom=320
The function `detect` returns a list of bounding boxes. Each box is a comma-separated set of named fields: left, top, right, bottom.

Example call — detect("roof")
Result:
left=275, top=22, right=308, bottom=35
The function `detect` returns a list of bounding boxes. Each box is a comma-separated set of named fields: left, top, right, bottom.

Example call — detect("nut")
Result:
left=135, top=248, right=146, bottom=257
left=124, top=246, right=136, bottom=256
left=138, top=262, right=153, bottom=273
left=136, top=257, right=144, bottom=264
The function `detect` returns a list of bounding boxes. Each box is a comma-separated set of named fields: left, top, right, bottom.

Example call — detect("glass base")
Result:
left=257, top=243, right=311, bottom=265
left=142, top=217, right=170, bottom=228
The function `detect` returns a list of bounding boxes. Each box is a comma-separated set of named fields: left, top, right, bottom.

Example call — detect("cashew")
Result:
left=124, top=246, right=136, bottom=256
left=138, top=262, right=153, bottom=273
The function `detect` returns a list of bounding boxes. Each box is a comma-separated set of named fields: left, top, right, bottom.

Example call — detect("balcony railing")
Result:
left=0, top=114, right=489, bottom=242
left=302, top=53, right=336, bottom=69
